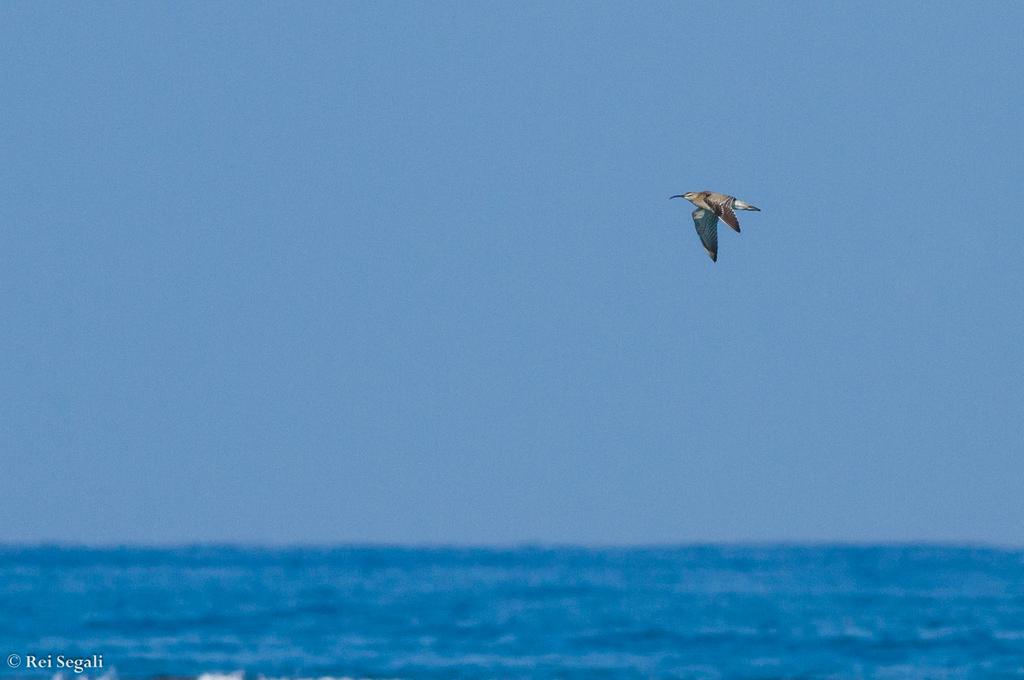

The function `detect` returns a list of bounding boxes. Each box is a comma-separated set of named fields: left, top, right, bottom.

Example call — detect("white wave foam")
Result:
left=49, top=671, right=402, bottom=680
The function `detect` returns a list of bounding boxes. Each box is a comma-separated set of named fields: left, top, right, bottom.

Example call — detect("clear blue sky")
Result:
left=2, top=2, right=1022, bottom=545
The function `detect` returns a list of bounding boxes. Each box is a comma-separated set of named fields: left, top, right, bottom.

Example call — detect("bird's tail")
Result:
left=733, top=199, right=760, bottom=211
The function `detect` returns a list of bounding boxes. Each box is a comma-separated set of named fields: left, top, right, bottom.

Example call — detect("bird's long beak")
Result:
left=669, top=195, right=684, bottom=200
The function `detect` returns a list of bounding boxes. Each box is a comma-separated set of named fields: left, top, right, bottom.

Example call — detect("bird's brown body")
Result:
left=687, top=192, right=743, bottom=232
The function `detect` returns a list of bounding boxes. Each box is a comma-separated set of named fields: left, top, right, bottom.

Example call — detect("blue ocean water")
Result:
left=1, top=545, right=1023, bottom=679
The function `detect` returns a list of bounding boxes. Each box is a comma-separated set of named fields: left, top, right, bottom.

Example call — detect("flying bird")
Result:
left=670, top=191, right=760, bottom=262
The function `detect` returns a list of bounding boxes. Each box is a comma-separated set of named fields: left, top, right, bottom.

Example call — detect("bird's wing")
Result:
left=692, top=208, right=719, bottom=262
left=713, top=197, right=741, bottom=232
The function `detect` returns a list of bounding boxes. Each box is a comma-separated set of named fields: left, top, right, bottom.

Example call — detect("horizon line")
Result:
left=1, top=539, right=1022, bottom=551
